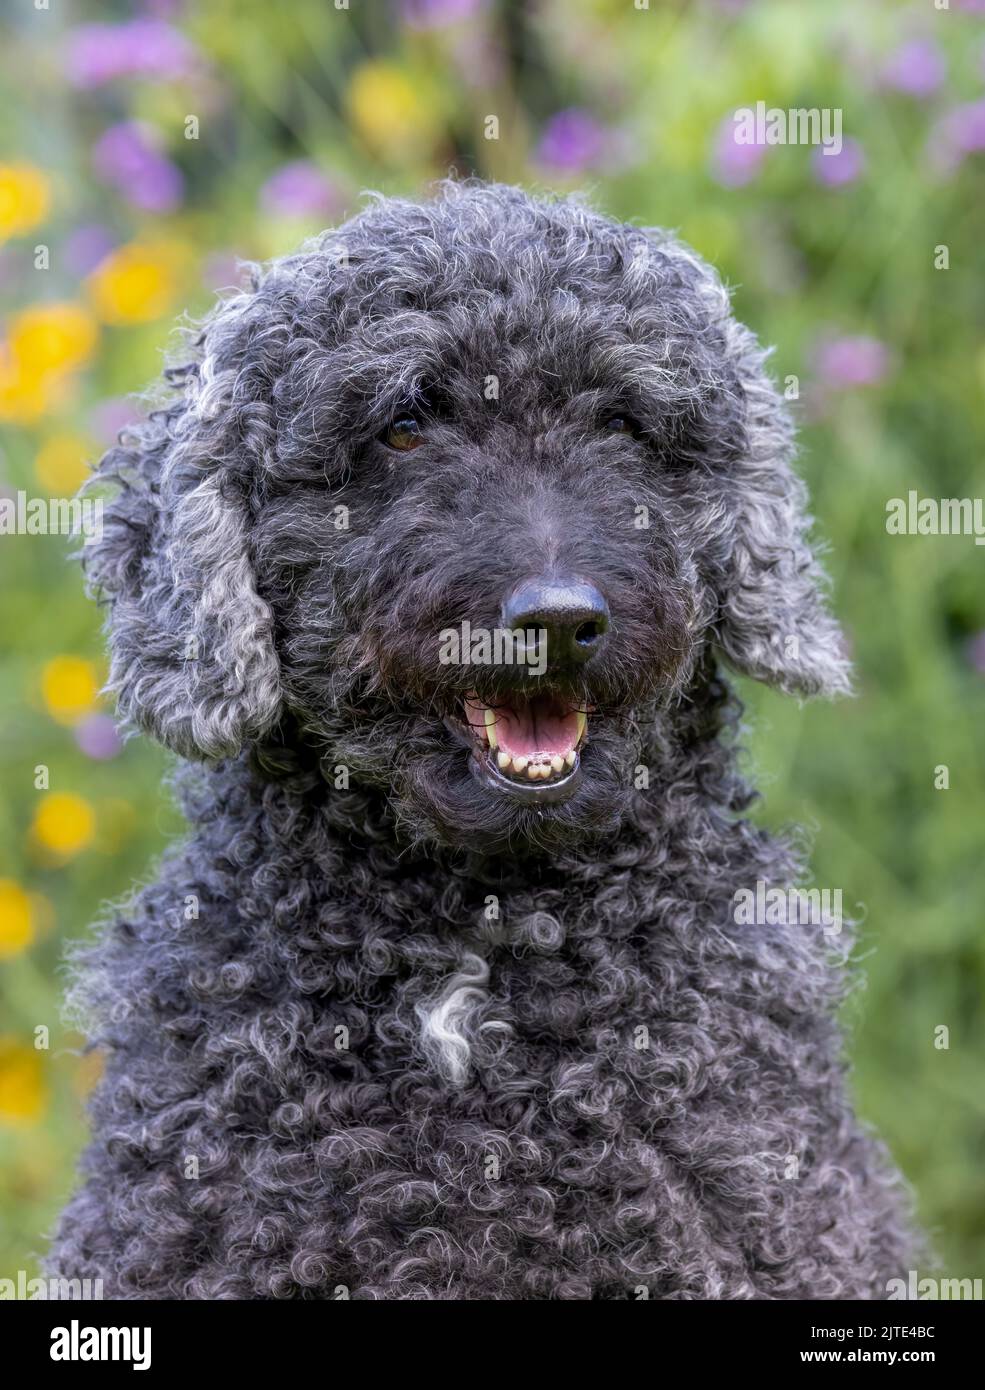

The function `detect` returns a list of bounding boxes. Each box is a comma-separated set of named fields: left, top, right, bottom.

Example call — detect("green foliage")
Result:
left=1, top=0, right=983, bottom=1285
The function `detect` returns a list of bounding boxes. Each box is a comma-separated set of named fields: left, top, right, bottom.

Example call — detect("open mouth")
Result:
left=462, top=692, right=588, bottom=800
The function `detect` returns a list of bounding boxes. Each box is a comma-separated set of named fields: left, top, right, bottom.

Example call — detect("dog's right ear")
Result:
left=637, top=231, right=851, bottom=700
left=713, top=318, right=853, bottom=699
left=84, top=294, right=283, bottom=760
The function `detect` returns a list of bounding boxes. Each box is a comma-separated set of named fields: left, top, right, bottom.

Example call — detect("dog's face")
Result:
left=88, top=184, right=849, bottom=855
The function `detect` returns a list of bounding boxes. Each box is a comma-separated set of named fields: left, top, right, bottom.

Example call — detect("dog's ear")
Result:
left=713, top=318, right=852, bottom=698
left=84, top=292, right=282, bottom=759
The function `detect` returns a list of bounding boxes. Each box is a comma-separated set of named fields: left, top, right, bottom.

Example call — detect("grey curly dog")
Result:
left=49, top=181, right=917, bottom=1299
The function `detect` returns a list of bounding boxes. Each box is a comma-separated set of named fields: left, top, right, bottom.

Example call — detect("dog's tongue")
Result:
left=468, top=694, right=582, bottom=759
left=495, top=698, right=580, bottom=759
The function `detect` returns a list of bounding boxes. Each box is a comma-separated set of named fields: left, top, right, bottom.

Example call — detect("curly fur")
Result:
left=49, top=181, right=916, bottom=1299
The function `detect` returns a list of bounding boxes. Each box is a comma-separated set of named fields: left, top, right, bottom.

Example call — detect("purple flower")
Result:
left=928, top=99, right=985, bottom=173
left=948, top=101, right=985, bottom=153
left=202, top=251, right=244, bottom=291
left=450, top=27, right=505, bottom=87
left=75, top=714, right=123, bottom=761
left=143, top=0, right=185, bottom=17
left=814, top=336, right=890, bottom=389
left=64, top=19, right=199, bottom=88
left=882, top=39, right=945, bottom=98
left=966, top=631, right=985, bottom=675
left=712, top=112, right=767, bottom=187
left=92, top=122, right=184, bottom=214
left=0, top=248, right=16, bottom=292
left=811, top=137, right=865, bottom=187
left=88, top=398, right=139, bottom=447
left=400, top=0, right=486, bottom=27
left=535, top=109, right=608, bottom=176
left=64, top=225, right=116, bottom=278
left=259, top=161, right=343, bottom=220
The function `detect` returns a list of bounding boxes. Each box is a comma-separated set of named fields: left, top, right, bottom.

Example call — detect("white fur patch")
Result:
left=416, top=953, right=510, bottom=1086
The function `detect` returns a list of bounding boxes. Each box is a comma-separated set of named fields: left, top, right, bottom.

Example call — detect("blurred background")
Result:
left=1, top=0, right=983, bottom=1289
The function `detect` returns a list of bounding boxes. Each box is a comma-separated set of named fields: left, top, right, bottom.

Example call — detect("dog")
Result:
left=50, top=181, right=916, bottom=1298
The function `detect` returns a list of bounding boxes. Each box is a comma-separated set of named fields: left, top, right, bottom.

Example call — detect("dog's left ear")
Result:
left=713, top=318, right=852, bottom=698
left=84, top=285, right=284, bottom=759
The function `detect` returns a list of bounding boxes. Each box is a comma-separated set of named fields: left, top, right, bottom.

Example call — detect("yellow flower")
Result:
left=0, top=342, right=47, bottom=422
left=42, top=655, right=100, bottom=725
left=0, top=880, right=34, bottom=959
left=87, top=239, right=189, bottom=325
left=9, top=302, right=98, bottom=374
left=348, top=62, right=438, bottom=162
left=0, top=302, right=98, bottom=423
left=0, top=1039, right=46, bottom=1126
left=0, top=163, right=51, bottom=241
left=34, top=432, right=91, bottom=494
left=32, top=792, right=96, bottom=859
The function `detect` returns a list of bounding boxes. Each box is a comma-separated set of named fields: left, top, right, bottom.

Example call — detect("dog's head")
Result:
left=87, top=182, right=849, bottom=854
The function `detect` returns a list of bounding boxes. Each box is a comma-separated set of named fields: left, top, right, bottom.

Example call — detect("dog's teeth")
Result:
left=550, top=755, right=563, bottom=773
left=527, top=764, right=541, bottom=780
left=564, top=750, right=576, bottom=767
left=484, top=706, right=497, bottom=749
left=497, top=751, right=511, bottom=770
left=575, top=710, right=587, bottom=743
left=513, top=755, right=528, bottom=773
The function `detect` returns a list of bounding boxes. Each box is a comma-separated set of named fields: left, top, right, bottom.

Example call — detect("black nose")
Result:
left=501, top=576, right=610, bottom=669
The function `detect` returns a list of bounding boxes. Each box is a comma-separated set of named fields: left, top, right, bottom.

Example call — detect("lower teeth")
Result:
left=491, top=750, right=576, bottom=781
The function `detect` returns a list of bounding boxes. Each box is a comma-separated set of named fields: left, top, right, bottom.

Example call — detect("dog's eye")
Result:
left=385, top=416, right=425, bottom=451
left=603, top=415, right=639, bottom=435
